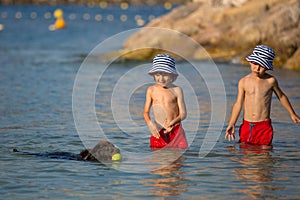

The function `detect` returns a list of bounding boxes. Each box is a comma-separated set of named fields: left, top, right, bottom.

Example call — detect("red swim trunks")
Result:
left=150, top=123, right=188, bottom=149
left=239, top=119, right=273, bottom=146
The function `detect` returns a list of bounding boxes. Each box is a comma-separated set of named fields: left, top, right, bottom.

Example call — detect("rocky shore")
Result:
left=120, top=0, right=300, bottom=70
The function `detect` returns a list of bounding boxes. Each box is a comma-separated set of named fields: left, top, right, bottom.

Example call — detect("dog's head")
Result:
left=80, top=140, right=121, bottom=161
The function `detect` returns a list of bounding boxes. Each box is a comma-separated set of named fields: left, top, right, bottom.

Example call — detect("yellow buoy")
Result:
left=54, top=18, right=66, bottom=29
left=54, top=9, right=63, bottom=19
left=49, top=9, right=66, bottom=31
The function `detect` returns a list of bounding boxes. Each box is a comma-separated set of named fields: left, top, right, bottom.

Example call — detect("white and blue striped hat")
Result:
left=148, top=54, right=178, bottom=76
left=246, top=45, right=275, bottom=70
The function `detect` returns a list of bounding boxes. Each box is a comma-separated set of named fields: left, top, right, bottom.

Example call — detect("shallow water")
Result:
left=1, top=5, right=300, bottom=200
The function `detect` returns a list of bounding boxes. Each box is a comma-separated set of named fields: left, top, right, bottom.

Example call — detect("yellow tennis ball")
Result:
left=112, top=153, right=121, bottom=161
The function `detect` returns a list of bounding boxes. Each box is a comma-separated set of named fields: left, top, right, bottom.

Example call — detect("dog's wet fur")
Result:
left=79, top=140, right=120, bottom=161
left=13, top=140, right=120, bottom=162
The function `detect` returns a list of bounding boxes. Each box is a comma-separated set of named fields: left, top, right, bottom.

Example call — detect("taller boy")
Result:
left=225, top=45, right=300, bottom=148
left=144, top=54, right=188, bottom=149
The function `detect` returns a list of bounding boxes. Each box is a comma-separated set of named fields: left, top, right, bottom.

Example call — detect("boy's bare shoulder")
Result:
left=265, top=74, right=277, bottom=86
left=260, top=73, right=277, bottom=85
left=169, top=84, right=182, bottom=92
left=147, top=85, right=155, bottom=91
left=239, top=74, right=250, bottom=84
left=241, top=73, right=276, bottom=81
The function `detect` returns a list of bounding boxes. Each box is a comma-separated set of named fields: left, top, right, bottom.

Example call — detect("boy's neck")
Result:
left=250, top=72, right=269, bottom=79
left=156, top=83, right=173, bottom=89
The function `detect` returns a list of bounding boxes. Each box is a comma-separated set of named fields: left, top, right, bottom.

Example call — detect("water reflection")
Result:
left=142, top=156, right=188, bottom=197
left=230, top=144, right=283, bottom=199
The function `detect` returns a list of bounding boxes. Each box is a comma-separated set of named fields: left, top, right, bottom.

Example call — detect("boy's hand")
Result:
left=163, top=120, right=177, bottom=134
left=149, top=122, right=160, bottom=139
left=291, top=114, right=300, bottom=124
left=164, top=125, right=174, bottom=134
left=225, top=125, right=235, bottom=141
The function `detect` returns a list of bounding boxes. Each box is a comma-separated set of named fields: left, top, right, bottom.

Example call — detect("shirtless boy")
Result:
left=225, top=45, right=300, bottom=148
left=143, top=54, right=188, bottom=149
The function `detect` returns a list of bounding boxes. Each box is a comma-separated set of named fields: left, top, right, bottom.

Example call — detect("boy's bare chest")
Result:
left=152, top=88, right=177, bottom=104
left=245, top=80, right=273, bottom=97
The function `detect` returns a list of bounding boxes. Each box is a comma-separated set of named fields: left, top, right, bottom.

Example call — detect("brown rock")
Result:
left=119, top=0, right=300, bottom=70
left=284, top=48, right=300, bottom=70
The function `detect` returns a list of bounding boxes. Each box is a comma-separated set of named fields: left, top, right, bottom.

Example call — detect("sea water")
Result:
left=1, top=5, right=300, bottom=199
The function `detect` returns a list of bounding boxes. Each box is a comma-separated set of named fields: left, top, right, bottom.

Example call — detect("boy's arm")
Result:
left=168, top=87, right=187, bottom=127
left=143, top=87, right=160, bottom=138
left=225, top=79, right=245, bottom=141
left=273, top=78, right=300, bottom=124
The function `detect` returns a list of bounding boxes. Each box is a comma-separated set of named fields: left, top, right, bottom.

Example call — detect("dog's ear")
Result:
left=79, top=149, right=88, bottom=159
left=80, top=149, right=92, bottom=160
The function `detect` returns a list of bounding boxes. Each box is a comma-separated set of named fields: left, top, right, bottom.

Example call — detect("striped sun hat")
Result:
left=148, top=54, right=178, bottom=76
left=246, top=45, right=275, bottom=70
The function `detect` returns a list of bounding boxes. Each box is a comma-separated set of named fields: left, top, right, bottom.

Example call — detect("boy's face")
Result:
left=249, top=61, right=267, bottom=77
left=153, top=72, right=175, bottom=88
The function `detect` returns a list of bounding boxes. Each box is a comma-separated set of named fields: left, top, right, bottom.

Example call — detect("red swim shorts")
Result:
left=239, top=119, right=273, bottom=146
left=150, top=123, right=188, bottom=149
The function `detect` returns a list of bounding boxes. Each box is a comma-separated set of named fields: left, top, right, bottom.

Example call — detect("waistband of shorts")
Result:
left=243, top=119, right=271, bottom=126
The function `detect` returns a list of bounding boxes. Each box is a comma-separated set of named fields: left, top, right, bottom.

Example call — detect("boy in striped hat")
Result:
left=225, top=45, right=300, bottom=149
left=143, top=54, right=188, bottom=149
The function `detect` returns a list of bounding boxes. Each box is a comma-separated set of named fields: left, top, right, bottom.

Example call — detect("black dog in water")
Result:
left=13, top=140, right=121, bottom=162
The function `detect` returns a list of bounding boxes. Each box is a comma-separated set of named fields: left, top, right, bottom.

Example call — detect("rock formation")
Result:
left=120, top=0, right=300, bottom=70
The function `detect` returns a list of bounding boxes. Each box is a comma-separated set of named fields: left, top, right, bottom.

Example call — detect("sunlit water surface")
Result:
left=1, top=5, right=300, bottom=200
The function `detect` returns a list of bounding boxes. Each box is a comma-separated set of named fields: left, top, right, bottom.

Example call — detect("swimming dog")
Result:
left=13, top=140, right=121, bottom=162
